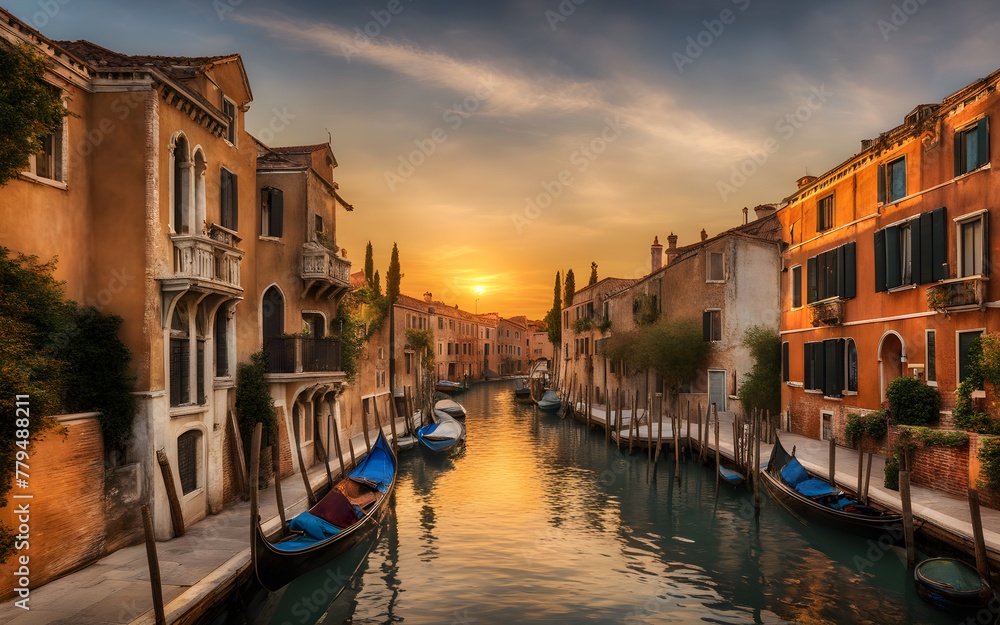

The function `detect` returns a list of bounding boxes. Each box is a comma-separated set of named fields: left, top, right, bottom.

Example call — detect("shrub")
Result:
left=737, top=325, right=780, bottom=418
left=235, top=350, right=278, bottom=463
left=978, top=438, right=1000, bottom=493
left=884, top=453, right=900, bottom=491
left=885, top=376, right=939, bottom=426
left=845, top=410, right=888, bottom=447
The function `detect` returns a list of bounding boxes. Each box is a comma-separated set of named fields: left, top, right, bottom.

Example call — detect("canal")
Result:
left=224, top=379, right=973, bottom=624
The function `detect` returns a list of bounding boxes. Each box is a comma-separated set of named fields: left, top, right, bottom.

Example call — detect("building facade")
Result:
left=778, top=68, right=1000, bottom=441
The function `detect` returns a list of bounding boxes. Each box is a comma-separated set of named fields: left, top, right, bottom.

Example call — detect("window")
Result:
left=220, top=168, right=238, bottom=231
left=817, top=194, right=834, bottom=232
left=262, top=287, right=284, bottom=339
left=955, top=118, right=989, bottom=176
left=170, top=306, right=191, bottom=406
left=405, top=352, right=412, bottom=374
left=260, top=187, right=283, bottom=237
left=223, top=97, right=237, bottom=145
left=846, top=339, right=858, bottom=392
left=450, top=320, right=455, bottom=330
left=957, top=214, right=987, bottom=278
left=315, top=214, right=324, bottom=236
left=791, top=265, right=802, bottom=308
left=448, top=343, right=453, bottom=356
left=177, top=431, right=200, bottom=495
left=782, top=342, right=790, bottom=383
left=25, top=87, right=64, bottom=182
left=463, top=343, right=467, bottom=355
left=883, top=157, right=906, bottom=203
left=438, top=343, right=443, bottom=355
left=804, top=339, right=848, bottom=397
left=299, top=405, right=313, bottom=443
left=789, top=219, right=800, bottom=245
left=707, top=252, right=724, bottom=282
left=875, top=207, right=948, bottom=291
left=806, top=242, right=856, bottom=303
left=702, top=310, right=721, bottom=342
left=173, top=135, right=191, bottom=234
left=378, top=346, right=384, bottom=359
left=215, top=308, right=229, bottom=377
left=958, top=330, right=984, bottom=383
left=438, top=318, right=444, bottom=330
left=822, top=412, right=833, bottom=441
left=926, top=330, right=936, bottom=384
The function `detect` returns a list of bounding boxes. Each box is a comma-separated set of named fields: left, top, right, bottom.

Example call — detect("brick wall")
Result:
left=887, top=426, right=970, bottom=498
left=276, top=406, right=293, bottom=479
left=221, top=410, right=239, bottom=507
left=0, top=415, right=106, bottom=599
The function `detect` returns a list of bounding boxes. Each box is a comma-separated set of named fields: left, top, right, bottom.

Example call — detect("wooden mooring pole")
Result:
left=155, top=449, right=185, bottom=538
left=272, top=438, right=287, bottom=535
left=292, top=407, right=317, bottom=508
left=331, top=414, right=346, bottom=479
left=863, top=451, right=874, bottom=505
left=856, top=438, right=864, bottom=498
left=714, top=404, right=720, bottom=493
left=140, top=505, right=166, bottom=625
left=899, top=447, right=916, bottom=568
left=754, top=410, right=761, bottom=513
left=969, top=488, right=991, bottom=583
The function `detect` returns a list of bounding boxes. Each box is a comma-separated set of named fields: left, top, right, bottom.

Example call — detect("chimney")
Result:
left=666, top=232, right=678, bottom=265
left=423, top=292, right=432, bottom=303
left=700, top=229, right=708, bottom=242
left=754, top=204, right=777, bottom=220
left=796, top=175, right=818, bottom=190
left=650, top=236, right=663, bottom=273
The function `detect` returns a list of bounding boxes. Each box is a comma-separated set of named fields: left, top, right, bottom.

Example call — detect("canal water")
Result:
left=225, top=379, right=981, bottom=624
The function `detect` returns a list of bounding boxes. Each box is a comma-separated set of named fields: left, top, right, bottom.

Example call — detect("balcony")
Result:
left=165, top=225, right=243, bottom=296
left=265, top=337, right=342, bottom=375
left=809, top=298, right=845, bottom=327
left=926, top=276, right=988, bottom=313
left=302, top=242, right=351, bottom=298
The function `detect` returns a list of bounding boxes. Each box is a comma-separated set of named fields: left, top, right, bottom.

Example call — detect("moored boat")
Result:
left=249, top=425, right=397, bottom=592
left=760, top=435, right=903, bottom=539
left=415, top=410, right=466, bottom=452
left=434, top=398, right=467, bottom=419
left=536, top=389, right=561, bottom=411
left=513, top=380, right=533, bottom=403
left=435, top=379, right=470, bottom=394
left=718, top=465, right=745, bottom=486
left=914, top=557, right=995, bottom=611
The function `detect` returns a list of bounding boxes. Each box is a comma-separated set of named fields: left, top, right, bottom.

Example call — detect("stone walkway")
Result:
left=0, top=416, right=418, bottom=625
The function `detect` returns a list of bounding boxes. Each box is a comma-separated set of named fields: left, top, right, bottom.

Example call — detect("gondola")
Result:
left=435, top=379, right=469, bottom=394
left=415, top=410, right=466, bottom=452
left=760, top=435, right=903, bottom=539
left=434, top=398, right=467, bottom=419
left=914, top=557, right=995, bottom=611
left=249, top=425, right=397, bottom=592
left=514, top=380, right=533, bottom=403
left=536, top=389, right=561, bottom=411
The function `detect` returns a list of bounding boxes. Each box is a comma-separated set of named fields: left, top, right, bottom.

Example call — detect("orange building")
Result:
left=778, top=68, right=1000, bottom=441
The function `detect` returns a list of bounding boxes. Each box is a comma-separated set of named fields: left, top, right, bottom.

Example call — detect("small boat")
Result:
left=718, top=465, right=745, bottom=486
left=250, top=428, right=397, bottom=592
left=513, top=380, right=533, bottom=403
left=434, top=398, right=467, bottom=419
left=415, top=411, right=466, bottom=452
left=915, top=557, right=994, bottom=610
left=536, top=389, right=561, bottom=411
left=435, top=379, right=469, bottom=394
left=760, top=435, right=903, bottom=539
left=396, top=434, right=418, bottom=451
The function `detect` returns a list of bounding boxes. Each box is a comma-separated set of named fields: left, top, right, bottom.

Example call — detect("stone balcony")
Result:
left=164, top=225, right=243, bottom=295
left=926, top=275, right=988, bottom=313
left=809, top=298, right=845, bottom=327
left=302, top=242, right=351, bottom=298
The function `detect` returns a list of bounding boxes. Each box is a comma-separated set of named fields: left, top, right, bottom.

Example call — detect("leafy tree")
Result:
left=737, top=325, right=781, bottom=417
left=589, top=262, right=598, bottom=286
left=61, top=306, right=137, bottom=454
left=886, top=376, right=940, bottom=426
left=545, top=271, right=561, bottom=345
left=564, top=269, right=576, bottom=307
left=373, top=270, right=382, bottom=296
left=235, top=350, right=278, bottom=463
left=0, top=41, right=68, bottom=186
left=600, top=318, right=711, bottom=399
left=332, top=298, right=364, bottom=383
left=364, top=241, right=374, bottom=287
left=405, top=329, right=434, bottom=369
left=386, top=243, right=402, bottom=304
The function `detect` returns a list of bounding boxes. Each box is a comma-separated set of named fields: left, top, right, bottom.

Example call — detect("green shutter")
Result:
left=919, top=212, right=934, bottom=284
left=909, top=217, right=921, bottom=286
left=804, top=342, right=814, bottom=390
left=782, top=341, right=790, bottom=383
left=814, top=341, right=826, bottom=394
left=955, top=128, right=964, bottom=176
left=932, top=207, right=948, bottom=281
left=886, top=225, right=901, bottom=288
left=874, top=229, right=887, bottom=292
left=703, top=311, right=711, bottom=342
left=843, top=242, right=856, bottom=298
left=230, top=172, right=238, bottom=231
left=823, top=338, right=841, bottom=397
left=877, top=163, right=886, bottom=205
left=807, top=256, right=818, bottom=304
left=977, top=117, right=989, bottom=169
left=269, top=187, right=284, bottom=238
left=836, top=246, right=846, bottom=298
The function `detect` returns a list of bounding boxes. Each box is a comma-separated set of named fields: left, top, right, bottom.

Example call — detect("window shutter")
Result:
left=909, top=217, right=921, bottom=286
left=196, top=339, right=205, bottom=404
left=230, top=172, right=238, bottom=231
left=977, top=117, right=989, bottom=169
left=804, top=342, right=814, bottom=390
left=220, top=170, right=231, bottom=228
left=932, top=207, right=948, bottom=281
left=807, top=256, right=818, bottom=304
left=814, top=341, right=825, bottom=394
left=877, top=163, right=886, bottom=205
left=269, top=187, right=283, bottom=237
left=983, top=213, right=990, bottom=277
left=955, top=129, right=964, bottom=176
left=919, top=212, right=934, bottom=284
left=874, top=229, right=887, bottom=292
left=782, top=342, right=789, bottom=383
left=836, top=245, right=846, bottom=298
left=823, top=338, right=840, bottom=397
left=885, top=225, right=901, bottom=288
left=843, top=242, right=856, bottom=298
left=703, top=311, right=711, bottom=341
left=792, top=266, right=802, bottom=308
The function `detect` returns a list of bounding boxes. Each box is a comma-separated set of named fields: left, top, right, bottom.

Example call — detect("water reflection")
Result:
left=234, top=380, right=969, bottom=624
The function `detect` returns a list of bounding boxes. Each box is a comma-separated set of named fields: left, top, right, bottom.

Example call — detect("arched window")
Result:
left=170, top=306, right=190, bottom=406
left=193, top=149, right=206, bottom=232
left=262, top=287, right=284, bottom=339
left=173, top=135, right=191, bottom=234
left=177, top=430, right=201, bottom=495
